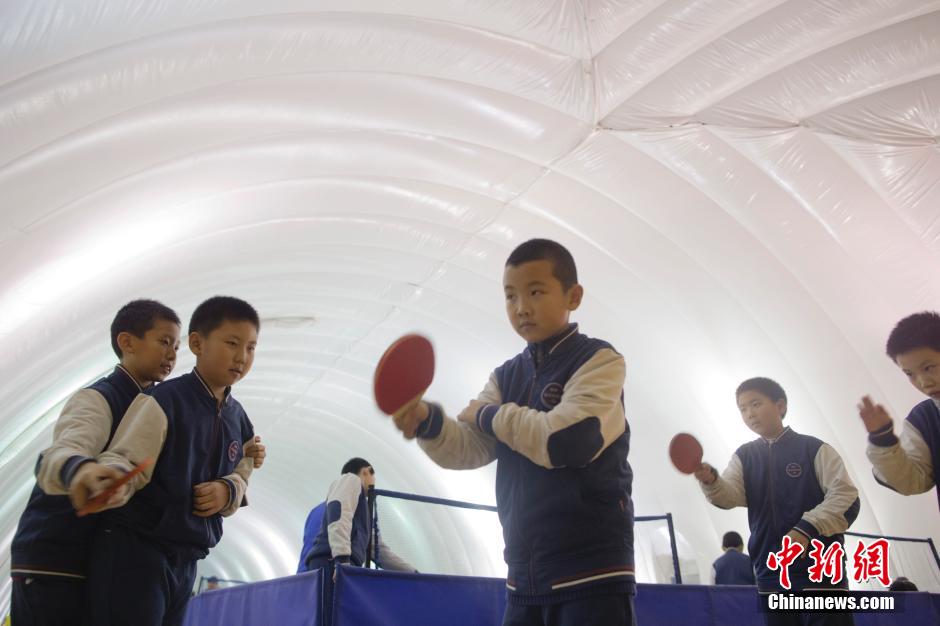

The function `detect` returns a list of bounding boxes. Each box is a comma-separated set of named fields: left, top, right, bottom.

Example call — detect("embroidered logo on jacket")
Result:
left=540, top=382, right=564, bottom=408
left=785, top=462, right=802, bottom=478
left=228, top=440, right=241, bottom=463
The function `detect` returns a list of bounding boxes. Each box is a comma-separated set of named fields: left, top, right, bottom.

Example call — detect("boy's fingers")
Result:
left=89, top=478, right=116, bottom=499
left=194, top=491, right=221, bottom=504
left=69, top=486, right=89, bottom=510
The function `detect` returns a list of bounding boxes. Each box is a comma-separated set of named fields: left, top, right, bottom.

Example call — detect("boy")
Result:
left=10, top=299, right=181, bottom=626
left=858, top=311, right=939, bottom=512
left=84, top=296, right=261, bottom=626
left=393, top=239, right=636, bottom=626
left=712, top=531, right=755, bottom=585
left=695, top=377, right=860, bottom=626
left=303, top=457, right=414, bottom=573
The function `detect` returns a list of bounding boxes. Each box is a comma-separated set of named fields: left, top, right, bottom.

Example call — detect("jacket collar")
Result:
left=190, top=367, right=231, bottom=408
left=112, top=364, right=147, bottom=393
left=762, top=425, right=792, bottom=444
left=526, top=323, right=579, bottom=367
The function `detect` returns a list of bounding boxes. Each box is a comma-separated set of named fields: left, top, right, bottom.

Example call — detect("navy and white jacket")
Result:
left=303, top=474, right=413, bottom=571
left=867, top=398, right=939, bottom=513
left=416, top=323, right=634, bottom=605
left=97, top=369, right=254, bottom=560
left=701, top=427, right=860, bottom=591
left=11, top=366, right=143, bottom=579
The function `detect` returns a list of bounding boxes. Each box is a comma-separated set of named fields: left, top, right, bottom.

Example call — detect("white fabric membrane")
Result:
left=1, top=0, right=939, bottom=607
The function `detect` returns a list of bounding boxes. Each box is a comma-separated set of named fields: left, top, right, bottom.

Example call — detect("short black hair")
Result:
left=342, top=457, right=372, bottom=476
left=886, top=312, right=940, bottom=361
left=722, top=531, right=744, bottom=549
left=888, top=577, right=918, bottom=592
left=736, top=377, right=788, bottom=417
left=505, top=238, right=578, bottom=291
left=188, top=296, right=260, bottom=336
left=110, top=299, right=180, bottom=358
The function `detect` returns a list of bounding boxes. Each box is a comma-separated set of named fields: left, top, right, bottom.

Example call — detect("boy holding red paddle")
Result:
left=10, top=299, right=181, bottom=626
left=83, top=296, right=263, bottom=626
left=694, top=377, right=859, bottom=625
left=390, top=239, right=636, bottom=626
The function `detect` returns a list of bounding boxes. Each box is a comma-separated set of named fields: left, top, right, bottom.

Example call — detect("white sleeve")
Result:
left=867, top=421, right=935, bottom=495
left=797, top=444, right=859, bottom=538
left=218, top=440, right=255, bottom=517
left=36, top=389, right=114, bottom=494
left=325, top=474, right=364, bottom=559
left=480, top=349, right=626, bottom=469
left=96, top=394, right=168, bottom=504
left=416, top=374, right=500, bottom=470
left=700, top=453, right=747, bottom=509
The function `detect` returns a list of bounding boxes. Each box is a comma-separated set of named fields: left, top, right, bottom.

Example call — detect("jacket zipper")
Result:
left=521, top=350, right=541, bottom=593
left=206, top=401, right=223, bottom=543
left=767, top=438, right=778, bottom=545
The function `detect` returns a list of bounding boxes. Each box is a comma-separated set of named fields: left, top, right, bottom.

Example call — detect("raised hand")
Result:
left=857, top=395, right=893, bottom=434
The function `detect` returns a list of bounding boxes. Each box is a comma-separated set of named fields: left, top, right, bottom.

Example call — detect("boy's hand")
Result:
left=244, top=436, right=266, bottom=469
left=192, top=481, right=229, bottom=517
left=69, top=462, right=128, bottom=512
left=693, top=462, right=717, bottom=485
left=392, top=401, right=430, bottom=440
left=785, top=529, right=810, bottom=553
left=857, top=396, right=893, bottom=434
left=457, top=400, right=487, bottom=426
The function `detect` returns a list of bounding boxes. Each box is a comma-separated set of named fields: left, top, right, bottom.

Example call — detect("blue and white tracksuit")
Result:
left=701, top=427, right=860, bottom=592
left=416, top=323, right=635, bottom=606
left=303, top=474, right=413, bottom=572
left=87, top=368, right=255, bottom=626
left=10, top=366, right=143, bottom=625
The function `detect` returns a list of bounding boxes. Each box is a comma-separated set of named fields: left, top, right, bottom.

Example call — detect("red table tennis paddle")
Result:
left=669, top=433, right=703, bottom=474
left=76, top=458, right=153, bottom=518
left=374, top=334, right=435, bottom=418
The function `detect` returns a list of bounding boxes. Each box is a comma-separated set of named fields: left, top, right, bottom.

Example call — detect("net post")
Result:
left=665, top=512, right=682, bottom=584
left=365, top=485, right=376, bottom=568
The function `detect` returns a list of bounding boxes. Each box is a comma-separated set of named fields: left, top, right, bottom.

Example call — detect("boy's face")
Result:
left=120, top=319, right=181, bottom=384
left=895, top=347, right=940, bottom=401
left=737, top=390, right=786, bottom=438
left=358, top=466, right=375, bottom=491
left=189, top=319, right=258, bottom=390
left=503, top=260, right=583, bottom=344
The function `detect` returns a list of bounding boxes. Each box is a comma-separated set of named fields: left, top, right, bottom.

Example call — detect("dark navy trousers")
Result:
left=11, top=575, right=86, bottom=626
left=86, top=525, right=196, bottom=626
